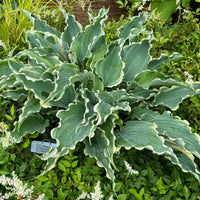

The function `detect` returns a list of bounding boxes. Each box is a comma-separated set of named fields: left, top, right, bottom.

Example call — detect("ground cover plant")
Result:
left=1, top=3, right=200, bottom=200
left=141, top=7, right=200, bottom=135
left=1, top=142, right=200, bottom=199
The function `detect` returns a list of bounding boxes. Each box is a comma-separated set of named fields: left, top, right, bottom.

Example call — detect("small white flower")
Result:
left=0, top=123, right=16, bottom=148
left=55, top=16, right=60, bottom=23
left=114, top=150, right=120, bottom=155
left=0, top=172, right=44, bottom=199
left=7, top=46, right=17, bottom=57
left=184, top=71, right=193, bottom=82
left=138, top=5, right=144, bottom=11
left=76, top=181, right=104, bottom=200
left=51, top=10, right=57, bottom=18
left=90, top=181, right=104, bottom=200
left=36, top=193, right=45, bottom=200
left=108, top=195, right=114, bottom=200
left=135, top=2, right=140, bottom=8
left=124, top=161, right=139, bottom=175
left=0, top=40, right=7, bottom=50
left=76, top=191, right=88, bottom=200
left=183, top=9, right=189, bottom=14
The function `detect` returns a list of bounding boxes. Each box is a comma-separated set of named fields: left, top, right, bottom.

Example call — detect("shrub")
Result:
left=0, top=8, right=200, bottom=186
left=144, top=9, right=200, bottom=134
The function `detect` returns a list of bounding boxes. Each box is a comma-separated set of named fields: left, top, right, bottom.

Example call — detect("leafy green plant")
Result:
left=144, top=9, right=200, bottom=134
left=150, top=0, right=183, bottom=21
left=0, top=8, right=200, bottom=187
left=0, top=170, right=45, bottom=200
left=112, top=148, right=200, bottom=199
left=115, top=0, right=200, bottom=20
left=0, top=0, right=48, bottom=50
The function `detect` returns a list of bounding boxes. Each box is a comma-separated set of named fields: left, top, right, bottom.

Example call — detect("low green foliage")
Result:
left=0, top=8, right=200, bottom=187
left=144, top=9, right=200, bottom=134
left=112, top=148, right=200, bottom=199
left=0, top=0, right=46, bottom=50
left=147, top=9, right=200, bottom=78
left=1, top=141, right=200, bottom=199
left=0, top=0, right=69, bottom=57
left=115, top=0, right=200, bottom=20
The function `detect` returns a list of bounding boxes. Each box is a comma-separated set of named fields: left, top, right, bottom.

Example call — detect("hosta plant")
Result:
left=0, top=8, right=200, bottom=184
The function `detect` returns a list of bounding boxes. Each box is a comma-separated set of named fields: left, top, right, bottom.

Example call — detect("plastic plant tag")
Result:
left=31, top=140, right=57, bottom=154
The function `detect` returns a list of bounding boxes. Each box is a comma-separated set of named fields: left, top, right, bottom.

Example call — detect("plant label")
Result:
left=31, top=140, right=57, bottom=154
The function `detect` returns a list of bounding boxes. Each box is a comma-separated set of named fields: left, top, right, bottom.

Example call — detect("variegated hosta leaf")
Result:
left=50, top=99, right=97, bottom=155
left=10, top=94, right=47, bottom=142
left=8, top=59, right=54, bottom=106
left=45, top=62, right=79, bottom=103
left=165, top=141, right=200, bottom=181
left=60, top=9, right=82, bottom=48
left=14, top=73, right=54, bottom=105
left=21, top=9, right=61, bottom=38
left=93, top=74, right=104, bottom=92
left=141, top=111, right=200, bottom=180
left=90, top=35, right=107, bottom=54
left=94, top=91, right=131, bottom=125
left=148, top=52, right=183, bottom=70
left=70, top=8, right=108, bottom=63
left=84, top=129, right=115, bottom=182
left=16, top=48, right=61, bottom=70
left=129, top=86, right=157, bottom=100
left=70, top=70, right=94, bottom=84
left=118, top=12, right=147, bottom=42
left=1, top=88, right=28, bottom=101
left=11, top=115, right=49, bottom=143
left=94, top=92, right=114, bottom=125
left=26, top=31, right=67, bottom=61
left=110, top=89, right=141, bottom=104
left=99, top=115, right=118, bottom=168
left=96, top=45, right=124, bottom=87
left=18, top=94, right=41, bottom=124
left=20, top=65, right=54, bottom=82
left=0, top=74, right=17, bottom=90
left=6, top=58, right=22, bottom=72
left=122, top=39, right=151, bottom=82
left=130, top=106, right=158, bottom=120
left=79, top=88, right=98, bottom=124
left=51, top=101, right=86, bottom=152
left=134, top=70, right=183, bottom=89
left=50, top=85, right=76, bottom=108
left=115, top=120, right=174, bottom=155
left=0, top=60, right=13, bottom=78
left=153, top=82, right=200, bottom=110
left=0, top=60, right=27, bottom=91
left=43, top=100, right=97, bottom=172
left=115, top=115, right=199, bottom=180
left=141, top=111, right=200, bottom=158
left=86, top=45, right=108, bottom=72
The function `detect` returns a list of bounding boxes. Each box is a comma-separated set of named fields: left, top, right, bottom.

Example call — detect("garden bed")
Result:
left=0, top=0, right=200, bottom=199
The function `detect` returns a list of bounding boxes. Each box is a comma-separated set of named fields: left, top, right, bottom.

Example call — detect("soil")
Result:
left=71, top=0, right=127, bottom=25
